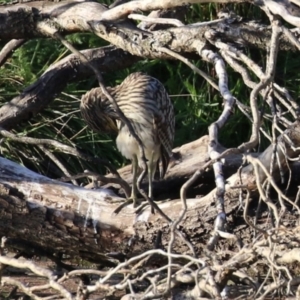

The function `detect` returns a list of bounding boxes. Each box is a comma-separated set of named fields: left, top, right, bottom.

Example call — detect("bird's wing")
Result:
left=153, top=90, right=175, bottom=178
left=153, top=84, right=175, bottom=157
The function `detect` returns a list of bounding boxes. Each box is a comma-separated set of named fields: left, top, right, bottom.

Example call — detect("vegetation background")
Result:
left=0, top=0, right=299, bottom=184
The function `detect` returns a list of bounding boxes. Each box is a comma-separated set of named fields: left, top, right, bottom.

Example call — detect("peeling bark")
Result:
left=0, top=0, right=295, bottom=52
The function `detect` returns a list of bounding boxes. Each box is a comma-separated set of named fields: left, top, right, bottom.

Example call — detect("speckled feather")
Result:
left=80, top=72, right=175, bottom=178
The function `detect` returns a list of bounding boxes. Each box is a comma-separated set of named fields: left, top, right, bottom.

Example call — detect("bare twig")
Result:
left=61, top=171, right=131, bottom=198
left=0, top=255, right=72, bottom=299
left=0, top=39, right=25, bottom=67
left=128, top=13, right=184, bottom=27
left=157, top=46, right=219, bottom=91
left=0, top=126, right=120, bottom=174
left=39, top=145, right=79, bottom=186
left=99, top=0, right=244, bottom=22
left=238, top=20, right=281, bottom=152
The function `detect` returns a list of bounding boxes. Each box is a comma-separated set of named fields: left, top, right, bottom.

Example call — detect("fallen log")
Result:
left=0, top=120, right=299, bottom=263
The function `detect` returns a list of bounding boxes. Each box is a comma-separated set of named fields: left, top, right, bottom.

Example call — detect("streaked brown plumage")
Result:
left=80, top=72, right=175, bottom=205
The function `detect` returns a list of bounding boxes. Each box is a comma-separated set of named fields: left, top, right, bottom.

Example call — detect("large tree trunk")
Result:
left=1, top=120, right=299, bottom=263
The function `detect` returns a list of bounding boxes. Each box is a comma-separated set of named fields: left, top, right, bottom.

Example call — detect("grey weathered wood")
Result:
left=0, top=121, right=299, bottom=262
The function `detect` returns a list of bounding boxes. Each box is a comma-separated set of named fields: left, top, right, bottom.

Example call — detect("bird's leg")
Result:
left=113, top=156, right=140, bottom=214
left=131, top=155, right=139, bottom=207
left=135, top=152, right=155, bottom=214
left=148, top=154, right=154, bottom=200
left=133, top=155, right=155, bottom=215
left=147, top=155, right=155, bottom=214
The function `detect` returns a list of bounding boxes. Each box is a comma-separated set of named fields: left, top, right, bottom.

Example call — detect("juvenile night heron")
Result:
left=80, top=72, right=175, bottom=207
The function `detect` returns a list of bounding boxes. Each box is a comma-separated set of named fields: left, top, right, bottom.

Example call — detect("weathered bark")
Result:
left=1, top=120, right=299, bottom=262
left=0, top=0, right=108, bottom=39
left=0, top=136, right=237, bottom=262
left=0, top=0, right=296, bottom=51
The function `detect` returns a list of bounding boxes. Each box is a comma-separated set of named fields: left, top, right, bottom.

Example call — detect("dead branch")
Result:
left=0, top=2, right=296, bottom=51
left=0, top=120, right=298, bottom=260
left=0, top=126, right=123, bottom=178
left=0, top=46, right=140, bottom=129
left=98, top=0, right=244, bottom=22
left=0, top=1, right=297, bottom=132
left=1, top=0, right=300, bottom=298
left=0, top=255, right=72, bottom=299
left=0, top=39, right=25, bottom=67
left=200, top=120, right=300, bottom=208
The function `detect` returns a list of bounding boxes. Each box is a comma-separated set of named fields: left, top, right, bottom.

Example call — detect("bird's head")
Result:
left=80, top=87, right=119, bottom=134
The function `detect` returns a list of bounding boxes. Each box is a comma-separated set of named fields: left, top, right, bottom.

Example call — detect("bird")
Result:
left=80, top=72, right=175, bottom=208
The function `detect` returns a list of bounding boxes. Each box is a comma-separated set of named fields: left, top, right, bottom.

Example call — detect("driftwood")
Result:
left=0, top=120, right=299, bottom=263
